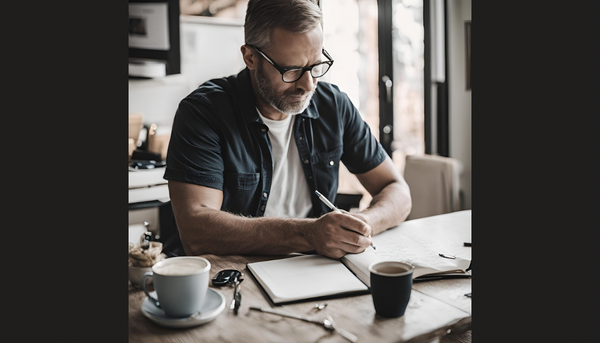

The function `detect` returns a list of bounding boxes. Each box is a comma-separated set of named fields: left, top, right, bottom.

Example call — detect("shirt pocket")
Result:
left=225, top=172, right=260, bottom=190
left=312, top=146, right=343, bottom=168
left=311, top=147, right=343, bottom=193
left=222, top=172, right=261, bottom=215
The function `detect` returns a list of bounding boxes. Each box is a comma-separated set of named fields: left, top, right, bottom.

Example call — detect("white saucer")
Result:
left=141, top=288, right=226, bottom=328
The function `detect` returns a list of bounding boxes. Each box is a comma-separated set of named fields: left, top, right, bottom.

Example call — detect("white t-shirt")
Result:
left=257, top=110, right=312, bottom=218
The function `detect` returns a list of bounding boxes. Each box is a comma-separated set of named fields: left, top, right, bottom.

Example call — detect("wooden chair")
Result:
left=403, top=154, right=463, bottom=220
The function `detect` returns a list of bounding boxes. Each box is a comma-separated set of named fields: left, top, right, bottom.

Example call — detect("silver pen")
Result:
left=314, top=190, right=376, bottom=250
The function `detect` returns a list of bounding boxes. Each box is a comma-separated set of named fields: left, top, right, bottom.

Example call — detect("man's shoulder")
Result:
left=315, top=81, right=342, bottom=94
left=184, top=68, right=249, bottom=104
left=186, top=75, right=238, bottom=103
left=314, top=81, right=349, bottom=102
left=312, top=81, right=352, bottom=110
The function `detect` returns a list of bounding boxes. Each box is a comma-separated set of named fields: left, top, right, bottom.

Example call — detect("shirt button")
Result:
left=303, top=159, right=309, bottom=164
left=308, top=175, right=313, bottom=179
left=263, top=192, right=268, bottom=198
left=329, top=161, right=334, bottom=166
left=299, top=136, right=303, bottom=140
left=261, top=205, right=265, bottom=211
left=261, top=128, right=267, bottom=132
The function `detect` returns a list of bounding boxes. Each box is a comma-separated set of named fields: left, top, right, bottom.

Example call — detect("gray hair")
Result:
left=244, top=0, right=323, bottom=50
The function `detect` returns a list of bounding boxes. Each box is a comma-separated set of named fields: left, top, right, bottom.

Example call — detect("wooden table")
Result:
left=129, top=211, right=472, bottom=343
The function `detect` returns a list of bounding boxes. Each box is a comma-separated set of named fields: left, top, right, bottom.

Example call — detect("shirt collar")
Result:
left=299, top=97, right=319, bottom=119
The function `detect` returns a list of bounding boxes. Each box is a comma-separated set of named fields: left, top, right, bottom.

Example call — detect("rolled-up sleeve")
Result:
left=338, top=91, right=387, bottom=174
left=164, top=98, right=225, bottom=191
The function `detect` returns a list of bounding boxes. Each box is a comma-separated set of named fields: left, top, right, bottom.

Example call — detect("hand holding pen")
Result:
left=315, top=190, right=377, bottom=250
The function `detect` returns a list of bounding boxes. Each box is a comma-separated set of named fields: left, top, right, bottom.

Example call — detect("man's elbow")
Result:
left=397, top=180, right=412, bottom=222
left=401, top=195, right=412, bottom=222
left=176, top=208, right=219, bottom=256
left=179, top=227, right=208, bottom=256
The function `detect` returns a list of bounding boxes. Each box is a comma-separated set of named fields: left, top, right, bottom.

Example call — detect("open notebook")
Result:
left=247, top=214, right=471, bottom=305
left=247, top=254, right=370, bottom=305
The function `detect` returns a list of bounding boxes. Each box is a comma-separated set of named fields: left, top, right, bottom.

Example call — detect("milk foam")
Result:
left=154, top=259, right=207, bottom=276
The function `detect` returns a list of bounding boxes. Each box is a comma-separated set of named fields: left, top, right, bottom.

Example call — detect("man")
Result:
left=164, top=0, right=412, bottom=259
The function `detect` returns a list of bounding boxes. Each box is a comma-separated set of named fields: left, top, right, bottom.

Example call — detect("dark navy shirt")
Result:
left=164, top=68, right=387, bottom=218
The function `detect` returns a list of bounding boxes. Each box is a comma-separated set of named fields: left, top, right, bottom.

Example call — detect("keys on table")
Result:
left=230, top=278, right=244, bottom=315
left=212, top=269, right=244, bottom=315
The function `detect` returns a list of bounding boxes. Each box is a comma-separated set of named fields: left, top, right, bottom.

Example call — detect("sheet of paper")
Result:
left=343, top=212, right=471, bottom=284
left=372, top=231, right=470, bottom=274
left=341, top=247, right=380, bottom=286
left=390, top=210, right=472, bottom=260
left=247, top=255, right=368, bottom=303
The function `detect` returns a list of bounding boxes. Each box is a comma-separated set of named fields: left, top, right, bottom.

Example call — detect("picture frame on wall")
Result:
left=129, top=0, right=181, bottom=77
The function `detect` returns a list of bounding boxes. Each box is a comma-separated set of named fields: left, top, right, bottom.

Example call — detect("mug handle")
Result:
left=142, top=272, right=161, bottom=308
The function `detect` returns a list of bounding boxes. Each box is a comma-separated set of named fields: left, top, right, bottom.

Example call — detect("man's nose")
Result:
left=295, top=69, right=316, bottom=91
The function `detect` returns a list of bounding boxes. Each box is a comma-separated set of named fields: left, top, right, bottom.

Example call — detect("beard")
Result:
left=255, top=63, right=316, bottom=115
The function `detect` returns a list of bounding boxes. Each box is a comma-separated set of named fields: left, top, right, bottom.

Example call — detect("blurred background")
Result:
left=128, top=0, right=471, bottom=240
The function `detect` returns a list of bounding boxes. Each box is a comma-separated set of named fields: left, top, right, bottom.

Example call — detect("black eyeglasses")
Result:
left=248, top=44, right=334, bottom=83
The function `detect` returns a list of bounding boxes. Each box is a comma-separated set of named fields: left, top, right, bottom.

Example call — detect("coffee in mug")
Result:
left=368, top=260, right=414, bottom=318
left=142, top=256, right=211, bottom=318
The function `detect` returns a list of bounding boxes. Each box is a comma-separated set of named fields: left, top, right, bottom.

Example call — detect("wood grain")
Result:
left=129, top=253, right=471, bottom=343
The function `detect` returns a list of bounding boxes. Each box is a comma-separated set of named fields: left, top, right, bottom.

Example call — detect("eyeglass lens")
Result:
left=283, top=63, right=331, bottom=83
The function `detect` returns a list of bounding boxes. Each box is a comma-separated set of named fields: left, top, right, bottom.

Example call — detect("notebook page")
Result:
left=247, top=254, right=368, bottom=303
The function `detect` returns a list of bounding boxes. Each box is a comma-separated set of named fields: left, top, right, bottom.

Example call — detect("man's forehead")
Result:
left=269, top=26, right=323, bottom=49
left=267, top=27, right=323, bottom=61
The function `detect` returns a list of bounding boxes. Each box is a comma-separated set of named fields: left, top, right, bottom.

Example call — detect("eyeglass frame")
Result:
left=247, top=44, right=334, bottom=83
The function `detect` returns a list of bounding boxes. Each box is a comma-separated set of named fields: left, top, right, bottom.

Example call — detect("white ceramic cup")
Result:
left=142, top=256, right=211, bottom=318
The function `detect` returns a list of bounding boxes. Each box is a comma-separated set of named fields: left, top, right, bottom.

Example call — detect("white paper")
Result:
left=343, top=211, right=472, bottom=284
left=247, top=255, right=368, bottom=304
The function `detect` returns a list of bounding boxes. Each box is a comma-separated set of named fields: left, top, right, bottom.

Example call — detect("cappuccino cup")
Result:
left=142, top=256, right=211, bottom=318
left=369, top=260, right=414, bottom=318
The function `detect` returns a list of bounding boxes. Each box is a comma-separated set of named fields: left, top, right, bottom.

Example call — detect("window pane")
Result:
left=322, top=0, right=379, bottom=137
left=321, top=0, right=379, bottom=209
left=322, top=0, right=425, bottom=208
left=391, top=0, right=425, bottom=172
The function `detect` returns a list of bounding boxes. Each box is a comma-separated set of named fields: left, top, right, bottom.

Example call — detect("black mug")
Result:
left=369, top=261, right=414, bottom=318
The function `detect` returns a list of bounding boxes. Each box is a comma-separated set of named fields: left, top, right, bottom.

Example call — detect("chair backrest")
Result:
left=334, top=193, right=363, bottom=212
left=403, top=154, right=463, bottom=220
left=158, top=201, right=186, bottom=257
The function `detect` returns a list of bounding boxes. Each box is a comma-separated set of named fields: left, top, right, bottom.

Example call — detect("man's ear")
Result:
left=241, top=45, right=257, bottom=71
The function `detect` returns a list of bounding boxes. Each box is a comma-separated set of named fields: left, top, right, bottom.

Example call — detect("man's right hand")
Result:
left=304, top=211, right=373, bottom=259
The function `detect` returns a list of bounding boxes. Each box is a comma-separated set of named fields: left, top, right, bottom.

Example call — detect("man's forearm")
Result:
left=359, top=181, right=412, bottom=236
left=178, top=207, right=315, bottom=256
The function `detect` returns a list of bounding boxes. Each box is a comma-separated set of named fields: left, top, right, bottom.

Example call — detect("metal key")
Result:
left=230, top=278, right=243, bottom=315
